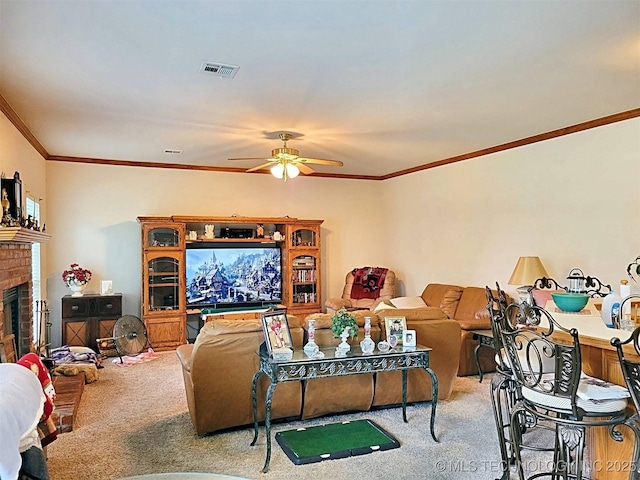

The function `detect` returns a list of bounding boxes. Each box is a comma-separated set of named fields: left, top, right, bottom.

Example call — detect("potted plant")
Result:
left=331, top=308, right=359, bottom=340
left=62, top=263, right=92, bottom=297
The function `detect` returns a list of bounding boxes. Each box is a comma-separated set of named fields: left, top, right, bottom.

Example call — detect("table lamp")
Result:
left=508, top=256, right=549, bottom=303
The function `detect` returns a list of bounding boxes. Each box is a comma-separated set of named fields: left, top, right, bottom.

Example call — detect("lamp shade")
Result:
left=270, top=163, right=285, bottom=179
left=508, top=256, right=549, bottom=286
left=285, top=163, right=300, bottom=178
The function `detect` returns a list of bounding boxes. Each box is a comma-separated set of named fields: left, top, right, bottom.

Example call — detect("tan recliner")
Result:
left=325, top=268, right=396, bottom=314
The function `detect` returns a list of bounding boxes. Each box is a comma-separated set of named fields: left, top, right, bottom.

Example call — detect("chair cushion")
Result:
left=455, top=286, right=491, bottom=323
left=390, top=296, right=427, bottom=309
left=373, top=300, right=395, bottom=312
left=421, top=284, right=463, bottom=319
left=522, top=374, right=629, bottom=415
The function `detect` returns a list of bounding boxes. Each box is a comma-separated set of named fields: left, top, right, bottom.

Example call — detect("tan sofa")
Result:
left=376, top=283, right=499, bottom=377
left=176, top=317, right=304, bottom=436
left=176, top=308, right=461, bottom=435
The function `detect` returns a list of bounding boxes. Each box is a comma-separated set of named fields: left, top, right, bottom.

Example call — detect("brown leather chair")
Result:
left=325, top=268, right=396, bottom=313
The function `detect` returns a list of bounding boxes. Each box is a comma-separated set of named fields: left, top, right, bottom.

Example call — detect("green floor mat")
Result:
left=275, top=419, right=400, bottom=465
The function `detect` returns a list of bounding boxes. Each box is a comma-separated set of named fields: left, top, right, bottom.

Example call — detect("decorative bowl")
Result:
left=551, top=292, right=590, bottom=312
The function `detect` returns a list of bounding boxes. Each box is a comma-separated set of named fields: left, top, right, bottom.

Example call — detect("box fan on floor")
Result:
left=97, top=315, right=153, bottom=363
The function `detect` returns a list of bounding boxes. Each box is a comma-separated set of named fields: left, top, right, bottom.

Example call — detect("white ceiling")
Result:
left=1, top=1, right=639, bottom=178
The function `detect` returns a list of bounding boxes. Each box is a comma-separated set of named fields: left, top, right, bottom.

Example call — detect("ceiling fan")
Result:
left=229, top=133, right=343, bottom=181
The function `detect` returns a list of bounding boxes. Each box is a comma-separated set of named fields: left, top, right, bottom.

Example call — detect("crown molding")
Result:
left=0, top=93, right=49, bottom=159
left=381, top=107, right=640, bottom=180
left=2, top=93, right=638, bottom=181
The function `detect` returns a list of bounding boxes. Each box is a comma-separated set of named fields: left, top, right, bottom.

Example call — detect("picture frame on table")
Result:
left=384, top=316, right=407, bottom=346
left=261, top=309, right=294, bottom=356
left=100, top=280, right=113, bottom=295
left=403, top=329, right=417, bottom=348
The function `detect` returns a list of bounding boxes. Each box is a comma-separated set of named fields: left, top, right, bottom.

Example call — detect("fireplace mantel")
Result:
left=0, top=227, right=51, bottom=243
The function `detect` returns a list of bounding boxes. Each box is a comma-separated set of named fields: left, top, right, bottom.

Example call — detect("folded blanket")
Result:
left=112, top=349, right=159, bottom=367
left=351, top=267, right=389, bottom=300
left=50, top=345, right=101, bottom=368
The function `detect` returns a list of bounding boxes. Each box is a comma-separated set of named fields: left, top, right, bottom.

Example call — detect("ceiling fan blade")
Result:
left=246, top=162, right=276, bottom=173
left=296, top=157, right=344, bottom=166
left=228, top=157, right=271, bottom=161
left=296, top=163, right=316, bottom=175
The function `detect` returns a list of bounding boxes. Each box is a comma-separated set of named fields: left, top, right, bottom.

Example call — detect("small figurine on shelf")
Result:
left=335, top=326, right=351, bottom=357
left=26, top=215, right=34, bottom=229
left=1, top=188, right=13, bottom=226
left=256, top=224, right=265, bottom=238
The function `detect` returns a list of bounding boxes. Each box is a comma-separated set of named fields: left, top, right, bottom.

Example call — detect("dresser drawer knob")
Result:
left=105, top=304, right=113, bottom=309
left=71, top=305, right=79, bottom=311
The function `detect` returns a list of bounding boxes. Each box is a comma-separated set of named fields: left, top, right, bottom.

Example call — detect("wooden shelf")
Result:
left=0, top=227, right=51, bottom=243
left=172, top=215, right=304, bottom=224
left=186, top=238, right=279, bottom=244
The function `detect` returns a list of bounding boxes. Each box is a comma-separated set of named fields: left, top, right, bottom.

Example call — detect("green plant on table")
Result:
left=331, top=308, right=359, bottom=339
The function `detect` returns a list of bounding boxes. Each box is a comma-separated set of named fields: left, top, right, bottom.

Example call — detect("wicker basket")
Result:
left=96, top=337, right=117, bottom=357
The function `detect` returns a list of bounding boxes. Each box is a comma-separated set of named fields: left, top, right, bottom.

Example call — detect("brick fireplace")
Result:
left=0, top=229, right=51, bottom=361
left=0, top=242, right=34, bottom=357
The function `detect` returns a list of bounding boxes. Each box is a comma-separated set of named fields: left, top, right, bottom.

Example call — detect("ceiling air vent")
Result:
left=200, top=62, right=239, bottom=78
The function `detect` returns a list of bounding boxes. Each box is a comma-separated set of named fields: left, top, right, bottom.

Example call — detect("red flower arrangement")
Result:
left=62, top=263, right=92, bottom=286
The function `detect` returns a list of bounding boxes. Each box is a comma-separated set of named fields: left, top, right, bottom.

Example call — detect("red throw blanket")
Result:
left=350, top=267, right=389, bottom=300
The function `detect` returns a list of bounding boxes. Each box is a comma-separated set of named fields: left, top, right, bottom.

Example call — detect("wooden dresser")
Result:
left=61, top=293, right=122, bottom=350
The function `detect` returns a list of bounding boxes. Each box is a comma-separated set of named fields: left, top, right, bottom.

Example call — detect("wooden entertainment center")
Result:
left=137, top=216, right=323, bottom=349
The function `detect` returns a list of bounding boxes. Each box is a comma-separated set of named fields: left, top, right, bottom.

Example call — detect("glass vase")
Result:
left=360, top=316, right=375, bottom=354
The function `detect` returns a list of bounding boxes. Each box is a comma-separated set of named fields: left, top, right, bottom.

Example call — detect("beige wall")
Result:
left=0, top=110, right=49, bottom=299
left=2, top=112, right=639, bottom=348
left=44, top=164, right=387, bottom=346
left=384, top=118, right=640, bottom=298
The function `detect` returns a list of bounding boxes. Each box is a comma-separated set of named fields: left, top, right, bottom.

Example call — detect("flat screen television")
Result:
left=185, top=242, right=282, bottom=308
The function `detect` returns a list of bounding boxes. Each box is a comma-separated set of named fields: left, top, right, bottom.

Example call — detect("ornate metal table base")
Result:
left=471, top=329, right=495, bottom=383
left=250, top=345, right=439, bottom=473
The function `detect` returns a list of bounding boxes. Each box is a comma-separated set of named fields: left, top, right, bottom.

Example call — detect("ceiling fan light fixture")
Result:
left=270, top=163, right=285, bottom=179
left=286, top=163, right=300, bottom=179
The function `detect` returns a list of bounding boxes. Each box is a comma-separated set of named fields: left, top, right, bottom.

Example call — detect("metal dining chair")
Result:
left=611, top=311, right=640, bottom=480
left=487, top=285, right=556, bottom=480
left=501, top=302, right=630, bottom=480
left=486, top=284, right=518, bottom=480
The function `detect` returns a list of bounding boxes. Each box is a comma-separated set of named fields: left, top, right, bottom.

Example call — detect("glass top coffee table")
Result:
left=250, top=344, right=439, bottom=472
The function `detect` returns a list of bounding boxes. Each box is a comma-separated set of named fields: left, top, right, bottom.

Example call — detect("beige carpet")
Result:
left=46, top=351, right=547, bottom=480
